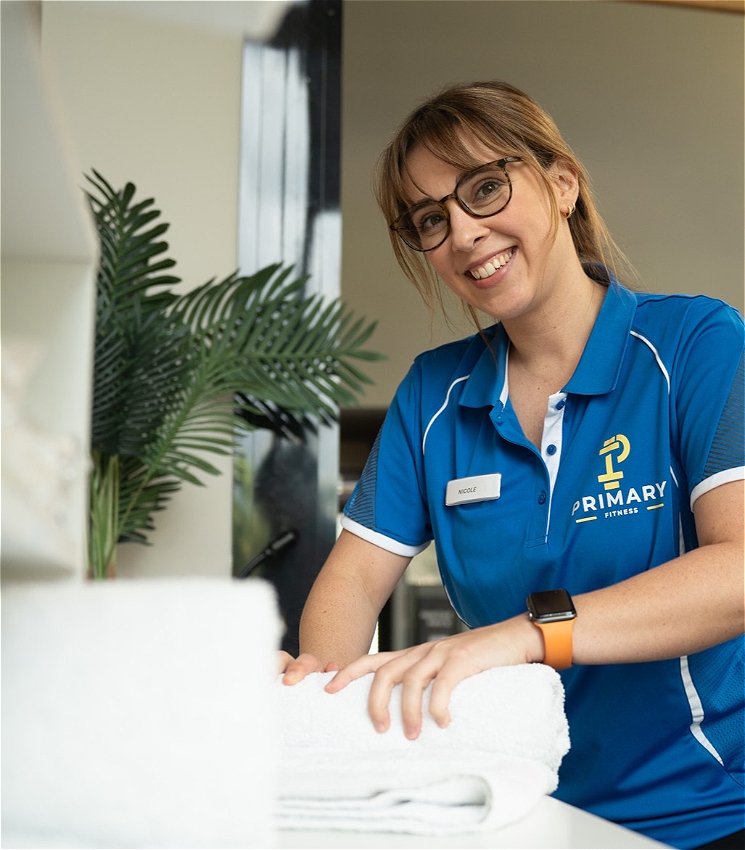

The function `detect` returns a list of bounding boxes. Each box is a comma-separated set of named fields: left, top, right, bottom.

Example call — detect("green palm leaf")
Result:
left=85, top=173, right=384, bottom=576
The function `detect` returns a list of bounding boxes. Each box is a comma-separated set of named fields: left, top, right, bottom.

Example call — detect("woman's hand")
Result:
left=278, top=650, right=340, bottom=684
left=325, top=614, right=543, bottom=739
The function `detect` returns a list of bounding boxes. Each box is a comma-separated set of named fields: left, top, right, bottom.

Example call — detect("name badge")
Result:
left=445, top=473, right=502, bottom=506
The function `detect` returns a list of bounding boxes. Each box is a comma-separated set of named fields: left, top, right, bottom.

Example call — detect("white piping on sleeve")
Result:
left=691, top=466, right=745, bottom=510
left=679, top=655, right=724, bottom=766
left=340, top=515, right=429, bottom=559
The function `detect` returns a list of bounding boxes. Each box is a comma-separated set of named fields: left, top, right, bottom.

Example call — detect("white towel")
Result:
left=3, top=579, right=282, bottom=849
left=276, top=664, right=570, bottom=835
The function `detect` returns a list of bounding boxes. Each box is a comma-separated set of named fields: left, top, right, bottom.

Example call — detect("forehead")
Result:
left=402, top=138, right=503, bottom=201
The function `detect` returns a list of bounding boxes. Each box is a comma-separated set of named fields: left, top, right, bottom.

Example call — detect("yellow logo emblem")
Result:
left=597, top=434, right=630, bottom=491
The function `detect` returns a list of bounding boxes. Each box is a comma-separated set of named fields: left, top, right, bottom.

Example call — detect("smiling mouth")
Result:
left=469, top=249, right=514, bottom=280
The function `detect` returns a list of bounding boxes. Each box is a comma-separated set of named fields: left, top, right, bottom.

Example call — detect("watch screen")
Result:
left=529, top=589, right=576, bottom=620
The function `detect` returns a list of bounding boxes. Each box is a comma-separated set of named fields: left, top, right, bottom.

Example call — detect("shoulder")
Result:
left=629, top=291, right=743, bottom=359
left=632, top=290, right=743, bottom=330
left=390, top=328, right=497, bottom=423
left=407, top=328, right=494, bottom=387
left=412, top=329, right=492, bottom=370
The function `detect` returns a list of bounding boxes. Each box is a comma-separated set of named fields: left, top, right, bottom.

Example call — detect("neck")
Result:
left=503, top=265, right=606, bottom=381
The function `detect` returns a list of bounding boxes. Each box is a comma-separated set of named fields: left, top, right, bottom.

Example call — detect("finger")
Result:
left=426, top=662, right=464, bottom=729
left=324, top=661, right=340, bottom=673
left=393, top=641, right=471, bottom=734
left=277, top=650, right=294, bottom=675
left=325, top=651, right=395, bottom=694
left=396, top=645, right=453, bottom=737
left=399, top=670, right=429, bottom=739
left=366, top=663, right=398, bottom=734
left=366, top=645, right=433, bottom=735
left=426, top=643, right=483, bottom=728
left=282, top=652, right=325, bottom=685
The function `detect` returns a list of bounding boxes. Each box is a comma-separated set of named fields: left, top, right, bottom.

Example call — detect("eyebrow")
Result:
left=402, top=158, right=503, bottom=207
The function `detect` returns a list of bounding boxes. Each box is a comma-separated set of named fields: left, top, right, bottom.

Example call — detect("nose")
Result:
left=445, top=200, right=489, bottom=252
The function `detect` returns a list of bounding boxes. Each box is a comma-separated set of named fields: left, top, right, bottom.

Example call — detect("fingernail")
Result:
left=373, top=720, right=387, bottom=734
left=404, top=726, right=419, bottom=740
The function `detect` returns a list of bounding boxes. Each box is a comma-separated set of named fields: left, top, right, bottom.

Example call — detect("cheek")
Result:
left=426, top=251, right=457, bottom=284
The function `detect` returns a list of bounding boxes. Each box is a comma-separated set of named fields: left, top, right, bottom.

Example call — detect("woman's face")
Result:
left=402, top=141, right=578, bottom=322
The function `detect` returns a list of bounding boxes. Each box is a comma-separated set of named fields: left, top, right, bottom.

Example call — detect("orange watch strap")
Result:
left=535, top=618, right=575, bottom=670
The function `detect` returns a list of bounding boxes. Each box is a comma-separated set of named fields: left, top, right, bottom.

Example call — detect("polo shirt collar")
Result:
left=459, top=278, right=637, bottom=409
left=563, top=280, right=636, bottom=395
left=459, top=326, right=509, bottom=410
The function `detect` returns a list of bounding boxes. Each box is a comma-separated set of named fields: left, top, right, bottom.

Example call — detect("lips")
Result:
left=469, top=249, right=515, bottom=280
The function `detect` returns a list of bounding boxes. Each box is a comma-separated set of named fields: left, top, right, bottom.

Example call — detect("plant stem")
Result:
left=89, top=451, right=119, bottom=579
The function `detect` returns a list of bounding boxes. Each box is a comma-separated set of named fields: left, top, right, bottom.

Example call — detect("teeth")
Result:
left=470, top=250, right=513, bottom=280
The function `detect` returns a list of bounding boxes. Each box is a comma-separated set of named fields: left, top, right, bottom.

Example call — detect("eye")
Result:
left=411, top=205, right=446, bottom=234
left=474, top=178, right=505, bottom=202
left=460, top=169, right=510, bottom=211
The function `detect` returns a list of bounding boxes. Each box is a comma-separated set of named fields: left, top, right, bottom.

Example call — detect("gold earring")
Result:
left=564, top=202, right=575, bottom=219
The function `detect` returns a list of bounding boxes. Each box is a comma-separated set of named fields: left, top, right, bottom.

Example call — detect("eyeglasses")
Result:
left=390, top=157, right=522, bottom=252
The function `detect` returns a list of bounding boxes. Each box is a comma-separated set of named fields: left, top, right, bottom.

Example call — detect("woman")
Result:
left=280, top=81, right=744, bottom=850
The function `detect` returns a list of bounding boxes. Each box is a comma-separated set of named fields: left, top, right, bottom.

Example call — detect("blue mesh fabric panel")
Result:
left=344, top=429, right=382, bottom=528
left=688, top=638, right=745, bottom=786
left=704, top=352, right=745, bottom=478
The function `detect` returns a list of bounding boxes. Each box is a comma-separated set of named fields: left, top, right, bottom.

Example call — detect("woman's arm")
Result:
left=280, top=529, right=411, bottom=682
left=327, top=480, right=744, bottom=737
left=572, top=479, right=744, bottom=664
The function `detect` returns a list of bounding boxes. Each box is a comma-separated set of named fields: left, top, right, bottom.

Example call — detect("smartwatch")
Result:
left=526, top=589, right=577, bottom=670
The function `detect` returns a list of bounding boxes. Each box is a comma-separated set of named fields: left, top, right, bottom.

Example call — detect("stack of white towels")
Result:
left=276, top=664, right=570, bottom=835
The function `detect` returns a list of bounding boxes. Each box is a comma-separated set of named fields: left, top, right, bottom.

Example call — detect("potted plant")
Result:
left=86, top=171, right=381, bottom=578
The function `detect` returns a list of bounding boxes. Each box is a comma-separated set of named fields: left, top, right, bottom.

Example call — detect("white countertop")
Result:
left=3, top=797, right=669, bottom=849
left=277, top=795, right=670, bottom=849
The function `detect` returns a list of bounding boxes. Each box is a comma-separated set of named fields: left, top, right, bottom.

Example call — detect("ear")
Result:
left=549, top=158, right=579, bottom=208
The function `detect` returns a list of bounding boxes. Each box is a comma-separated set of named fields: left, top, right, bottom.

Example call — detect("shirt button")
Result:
left=546, top=444, right=557, bottom=455
left=556, top=399, right=566, bottom=410
left=538, top=490, right=547, bottom=505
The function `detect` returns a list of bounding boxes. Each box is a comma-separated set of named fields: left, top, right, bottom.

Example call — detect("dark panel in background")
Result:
left=233, top=0, right=342, bottom=656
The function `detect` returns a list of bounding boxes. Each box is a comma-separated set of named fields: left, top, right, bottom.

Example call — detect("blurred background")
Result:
left=6, top=0, right=743, bottom=650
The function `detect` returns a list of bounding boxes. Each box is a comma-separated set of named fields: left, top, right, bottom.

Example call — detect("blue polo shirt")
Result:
left=342, top=278, right=745, bottom=848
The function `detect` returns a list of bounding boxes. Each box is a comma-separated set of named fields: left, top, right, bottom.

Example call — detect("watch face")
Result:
left=528, top=589, right=576, bottom=622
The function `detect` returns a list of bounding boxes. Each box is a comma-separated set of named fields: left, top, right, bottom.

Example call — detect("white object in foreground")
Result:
left=2, top=578, right=281, bottom=848
left=276, top=665, right=570, bottom=835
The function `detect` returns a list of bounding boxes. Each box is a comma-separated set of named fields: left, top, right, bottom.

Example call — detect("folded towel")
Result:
left=276, top=664, right=570, bottom=835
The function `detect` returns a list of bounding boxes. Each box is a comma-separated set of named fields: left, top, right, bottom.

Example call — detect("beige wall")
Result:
left=341, top=0, right=744, bottom=407
left=41, top=0, right=246, bottom=577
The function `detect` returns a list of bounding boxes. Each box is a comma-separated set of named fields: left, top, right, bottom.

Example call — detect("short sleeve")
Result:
left=673, top=300, right=745, bottom=507
left=342, top=360, right=433, bottom=556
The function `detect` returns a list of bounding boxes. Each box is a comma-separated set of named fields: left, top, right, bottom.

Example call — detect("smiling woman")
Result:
left=377, top=81, right=632, bottom=328
left=340, top=2, right=743, bottom=415
left=397, top=142, right=591, bottom=335
left=281, top=80, right=745, bottom=850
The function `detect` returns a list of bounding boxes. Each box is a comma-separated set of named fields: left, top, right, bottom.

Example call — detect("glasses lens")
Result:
left=457, top=164, right=511, bottom=216
left=395, top=202, right=448, bottom=251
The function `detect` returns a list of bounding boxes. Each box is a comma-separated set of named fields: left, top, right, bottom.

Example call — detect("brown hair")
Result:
left=374, top=81, right=633, bottom=320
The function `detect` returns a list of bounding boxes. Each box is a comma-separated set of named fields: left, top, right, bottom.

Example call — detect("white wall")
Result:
left=341, top=0, right=744, bottom=407
left=1, top=0, right=98, bottom=579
